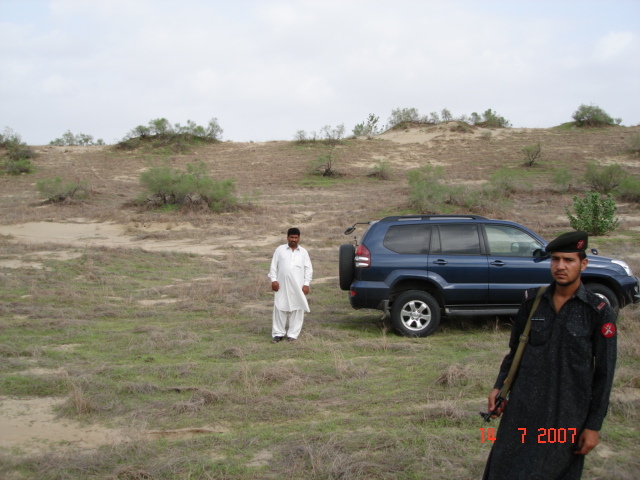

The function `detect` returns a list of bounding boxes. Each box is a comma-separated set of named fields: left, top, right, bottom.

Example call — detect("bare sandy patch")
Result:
left=0, top=396, right=124, bottom=453
left=0, top=221, right=226, bottom=256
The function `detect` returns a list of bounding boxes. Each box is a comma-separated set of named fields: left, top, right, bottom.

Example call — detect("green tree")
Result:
left=565, top=192, right=619, bottom=235
left=572, top=104, right=615, bottom=127
left=352, top=114, right=381, bottom=138
left=388, top=107, right=423, bottom=127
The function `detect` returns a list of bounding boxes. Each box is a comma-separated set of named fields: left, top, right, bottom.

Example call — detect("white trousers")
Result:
left=272, top=306, right=305, bottom=339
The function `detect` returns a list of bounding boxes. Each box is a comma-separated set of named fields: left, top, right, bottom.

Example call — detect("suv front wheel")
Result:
left=391, top=290, right=441, bottom=337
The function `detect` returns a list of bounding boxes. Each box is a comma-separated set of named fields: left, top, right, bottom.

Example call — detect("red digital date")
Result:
left=480, top=427, right=578, bottom=444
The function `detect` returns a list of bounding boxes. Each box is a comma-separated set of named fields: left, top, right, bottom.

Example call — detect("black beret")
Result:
left=546, top=231, right=588, bottom=253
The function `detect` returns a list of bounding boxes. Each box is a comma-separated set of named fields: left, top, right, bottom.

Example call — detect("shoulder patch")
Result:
left=597, top=301, right=607, bottom=311
left=525, top=290, right=529, bottom=300
left=601, top=323, right=616, bottom=338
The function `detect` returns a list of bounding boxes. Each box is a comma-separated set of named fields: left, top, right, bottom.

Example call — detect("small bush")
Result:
left=584, top=162, right=627, bottom=193
left=139, top=161, right=236, bottom=212
left=309, top=151, right=339, bottom=177
left=552, top=168, right=572, bottom=192
left=407, top=165, right=448, bottom=212
left=522, top=142, right=542, bottom=167
left=50, top=131, right=104, bottom=146
left=629, top=133, right=640, bottom=154
left=352, top=114, right=381, bottom=139
left=368, top=160, right=392, bottom=180
left=488, top=168, right=527, bottom=196
left=295, top=124, right=344, bottom=145
left=36, top=177, right=89, bottom=202
left=470, top=109, right=511, bottom=128
left=0, top=127, right=35, bottom=174
left=118, top=117, right=223, bottom=152
left=388, top=107, right=426, bottom=128
left=617, top=176, right=640, bottom=203
left=572, top=104, right=616, bottom=127
left=565, top=192, right=619, bottom=235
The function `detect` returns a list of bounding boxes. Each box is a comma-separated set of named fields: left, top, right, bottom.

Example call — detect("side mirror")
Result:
left=344, top=225, right=356, bottom=235
left=533, top=248, right=549, bottom=259
left=591, top=248, right=598, bottom=256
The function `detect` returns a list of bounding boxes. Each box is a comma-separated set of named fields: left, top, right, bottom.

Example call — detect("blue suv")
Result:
left=339, top=215, right=639, bottom=337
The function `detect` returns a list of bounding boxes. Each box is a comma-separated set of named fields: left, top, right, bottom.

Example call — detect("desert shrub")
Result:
left=119, top=117, right=223, bottom=151
left=319, top=124, right=345, bottom=145
left=352, top=114, right=381, bottom=139
left=0, top=127, right=35, bottom=174
left=139, top=161, right=236, bottom=212
left=36, top=177, right=89, bottom=202
left=407, top=165, right=448, bottom=212
left=617, top=175, right=640, bottom=203
left=470, top=109, right=511, bottom=128
left=488, top=168, right=528, bottom=196
left=368, top=160, right=392, bottom=180
left=441, top=108, right=453, bottom=122
left=552, top=168, right=572, bottom=192
left=295, top=125, right=344, bottom=145
left=629, top=133, right=640, bottom=154
left=388, top=107, right=426, bottom=128
left=584, top=162, right=627, bottom=193
left=521, top=142, right=541, bottom=167
left=572, top=104, right=615, bottom=127
left=565, top=192, right=619, bottom=235
left=309, top=150, right=339, bottom=177
left=407, top=165, right=510, bottom=213
left=50, top=131, right=104, bottom=146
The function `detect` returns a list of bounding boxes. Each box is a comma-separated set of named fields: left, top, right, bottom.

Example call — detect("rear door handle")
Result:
left=490, top=260, right=506, bottom=266
left=433, top=259, right=448, bottom=265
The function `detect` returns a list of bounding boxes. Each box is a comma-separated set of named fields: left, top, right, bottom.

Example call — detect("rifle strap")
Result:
left=500, top=285, right=547, bottom=397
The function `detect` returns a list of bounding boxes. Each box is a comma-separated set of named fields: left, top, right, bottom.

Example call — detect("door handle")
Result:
left=433, top=259, right=448, bottom=265
left=490, top=260, right=506, bottom=266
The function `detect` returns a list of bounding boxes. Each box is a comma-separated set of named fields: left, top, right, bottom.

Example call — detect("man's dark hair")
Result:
left=578, top=251, right=587, bottom=261
left=287, top=227, right=301, bottom=236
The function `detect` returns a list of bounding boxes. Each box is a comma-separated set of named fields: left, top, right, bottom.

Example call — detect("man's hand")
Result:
left=302, top=285, right=310, bottom=295
left=487, top=388, right=507, bottom=419
left=271, top=281, right=279, bottom=292
left=574, top=429, right=599, bottom=455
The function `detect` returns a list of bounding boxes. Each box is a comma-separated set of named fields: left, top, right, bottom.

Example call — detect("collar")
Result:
left=545, top=281, right=588, bottom=302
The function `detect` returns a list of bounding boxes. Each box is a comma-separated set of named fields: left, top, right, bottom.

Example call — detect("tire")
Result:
left=585, top=283, right=620, bottom=316
left=390, top=290, right=441, bottom=337
left=338, top=244, right=356, bottom=291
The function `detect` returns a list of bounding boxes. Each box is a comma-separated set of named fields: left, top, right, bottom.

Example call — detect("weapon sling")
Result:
left=481, top=285, right=547, bottom=421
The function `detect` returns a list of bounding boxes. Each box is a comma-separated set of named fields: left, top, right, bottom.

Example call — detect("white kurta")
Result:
left=268, top=244, right=313, bottom=312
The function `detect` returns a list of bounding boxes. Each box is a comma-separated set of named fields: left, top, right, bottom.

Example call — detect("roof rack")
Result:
left=380, top=215, right=488, bottom=222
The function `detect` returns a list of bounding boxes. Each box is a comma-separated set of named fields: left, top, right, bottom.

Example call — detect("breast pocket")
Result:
left=529, top=319, right=551, bottom=346
left=562, top=321, right=593, bottom=359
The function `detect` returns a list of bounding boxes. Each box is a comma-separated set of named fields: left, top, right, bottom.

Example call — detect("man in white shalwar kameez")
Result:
left=268, top=228, right=313, bottom=343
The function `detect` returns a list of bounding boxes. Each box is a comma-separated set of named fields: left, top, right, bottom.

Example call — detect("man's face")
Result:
left=287, top=234, right=300, bottom=249
left=550, top=252, right=588, bottom=287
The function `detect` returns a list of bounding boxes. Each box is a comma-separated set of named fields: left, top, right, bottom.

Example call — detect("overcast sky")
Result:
left=1, top=0, right=639, bottom=145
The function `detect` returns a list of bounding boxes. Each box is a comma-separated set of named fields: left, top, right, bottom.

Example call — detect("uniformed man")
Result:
left=483, top=231, right=617, bottom=480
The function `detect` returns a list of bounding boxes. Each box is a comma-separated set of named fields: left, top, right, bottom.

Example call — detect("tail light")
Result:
left=355, top=244, right=371, bottom=268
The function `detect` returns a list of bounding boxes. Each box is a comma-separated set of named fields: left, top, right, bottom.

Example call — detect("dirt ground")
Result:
left=1, top=122, right=639, bottom=455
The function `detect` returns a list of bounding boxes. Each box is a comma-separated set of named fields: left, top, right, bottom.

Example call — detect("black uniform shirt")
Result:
left=485, top=282, right=617, bottom=480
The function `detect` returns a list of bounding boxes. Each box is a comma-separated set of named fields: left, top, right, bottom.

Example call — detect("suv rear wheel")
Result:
left=339, top=244, right=355, bottom=291
left=391, top=290, right=441, bottom=337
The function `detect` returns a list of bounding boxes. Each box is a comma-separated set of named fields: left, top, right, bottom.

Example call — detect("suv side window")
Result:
left=432, top=224, right=481, bottom=255
left=485, top=225, right=542, bottom=257
left=383, top=224, right=431, bottom=254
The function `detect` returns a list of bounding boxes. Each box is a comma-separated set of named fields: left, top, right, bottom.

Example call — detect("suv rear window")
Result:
left=431, top=224, right=481, bottom=255
left=383, top=224, right=431, bottom=254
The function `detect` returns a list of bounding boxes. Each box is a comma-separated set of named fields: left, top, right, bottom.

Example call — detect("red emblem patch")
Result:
left=597, top=301, right=607, bottom=310
left=576, top=240, right=585, bottom=249
left=601, top=323, right=616, bottom=338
